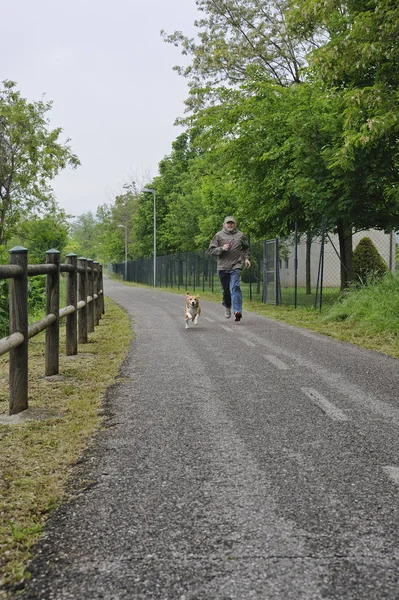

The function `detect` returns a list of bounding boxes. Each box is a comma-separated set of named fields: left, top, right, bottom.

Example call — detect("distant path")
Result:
left=19, top=278, right=399, bottom=599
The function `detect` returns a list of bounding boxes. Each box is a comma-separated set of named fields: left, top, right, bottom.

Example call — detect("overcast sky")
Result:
left=1, top=0, right=199, bottom=217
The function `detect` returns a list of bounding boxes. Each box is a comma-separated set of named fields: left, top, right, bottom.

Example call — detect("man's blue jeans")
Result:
left=218, top=269, right=242, bottom=313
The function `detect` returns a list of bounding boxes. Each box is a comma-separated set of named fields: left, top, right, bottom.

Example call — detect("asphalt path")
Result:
left=18, top=278, right=399, bottom=599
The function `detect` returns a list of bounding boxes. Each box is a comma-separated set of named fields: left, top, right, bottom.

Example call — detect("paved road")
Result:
left=19, top=278, right=399, bottom=599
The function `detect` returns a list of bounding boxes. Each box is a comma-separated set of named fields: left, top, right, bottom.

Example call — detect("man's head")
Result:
left=223, top=216, right=236, bottom=230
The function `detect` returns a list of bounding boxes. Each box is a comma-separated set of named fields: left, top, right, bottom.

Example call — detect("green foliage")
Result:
left=352, top=236, right=387, bottom=283
left=161, top=0, right=319, bottom=112
left=16, top=212, right=70, bottom=263
left=323, top=271, right=399, bottom=335
left=0, top=277, right=46, bottom=338
left=66, top=183, right=141, bottom=264
left=68, top=212, right=99, bottom=260
left=289, top=0, right=399, bottom=230
left=0, top=80, right=79, bottom=246
left=28, top=276, right=46, bottom=313
left=0, top=279, right=8, bottom=337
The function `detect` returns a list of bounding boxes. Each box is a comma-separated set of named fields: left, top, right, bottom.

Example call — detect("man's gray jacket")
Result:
left=209, top=226, right=250, bottom=271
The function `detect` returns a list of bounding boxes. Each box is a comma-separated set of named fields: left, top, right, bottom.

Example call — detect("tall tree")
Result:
left=162, top=0, right=322, bottom=112
left=68, top=212, right=100, bottom=260
left=67, top=182, right=140, bottom=263
left=155, top=133, right=203, bottom=252
left=288, top=0, right=399, bottom=286
left=0, top=80, right=79, bottom=245
left=16, top=210, right=70, bottom=263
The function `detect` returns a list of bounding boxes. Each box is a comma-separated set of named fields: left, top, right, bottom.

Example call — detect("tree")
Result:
left=16, top=210, right=70, bottom=263
left=0, top=80, right=79, bottom=245
left=162, top=0, right=323, bottom=112
left=68, top=212, right=100, bottom=260
left=288, top=0, right=399, bottom=286
left=154, top=133, right=203, bottom=252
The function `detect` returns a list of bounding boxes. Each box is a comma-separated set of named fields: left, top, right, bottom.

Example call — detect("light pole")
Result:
left=118, top=224, right=128, bottom=280
left=142, top=188, right=157, bottom=287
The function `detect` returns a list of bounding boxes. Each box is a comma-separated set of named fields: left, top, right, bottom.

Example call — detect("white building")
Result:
left=279, top=230, right=396, bottom=288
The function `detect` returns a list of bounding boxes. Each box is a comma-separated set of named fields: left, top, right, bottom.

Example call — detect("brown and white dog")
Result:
left=185, top=292, right=201, bottom=329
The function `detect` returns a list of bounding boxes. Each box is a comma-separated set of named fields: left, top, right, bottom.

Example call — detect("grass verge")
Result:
left=0, top=297, right=132, bottom=597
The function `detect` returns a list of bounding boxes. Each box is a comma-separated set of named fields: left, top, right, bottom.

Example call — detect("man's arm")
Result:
left=241, top=234, right=251, bottom=268
left=209, top=234, right=224, bottom=256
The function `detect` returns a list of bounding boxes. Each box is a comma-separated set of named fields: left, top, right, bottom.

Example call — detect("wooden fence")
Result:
left=0, top=246, right=104, bottom=416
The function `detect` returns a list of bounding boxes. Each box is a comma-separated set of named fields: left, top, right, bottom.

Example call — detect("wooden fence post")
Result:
left=99, top=264, right=105, bottom=316
left=78, top=257, right=88, bottom=344
left=45, top=249, right=60, bottom=377
left=93, top=261, right=100, bottom=326
left=9, top=246, right=29, bottom=415
left=87, top=258, right=94, bottom=334
left=65, top=253, right=78, bottom=355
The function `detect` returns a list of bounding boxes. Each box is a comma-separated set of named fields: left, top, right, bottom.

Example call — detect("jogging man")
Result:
left=209, top=216, right=251, bottom=321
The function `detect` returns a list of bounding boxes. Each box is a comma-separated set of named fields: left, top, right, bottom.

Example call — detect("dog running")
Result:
left=185, top=292, right=201, bottom=329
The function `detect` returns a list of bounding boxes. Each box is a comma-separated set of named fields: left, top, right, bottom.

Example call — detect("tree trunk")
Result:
left=336, top=219, right=354, bottom=290
left=305, top=231, right=312, bottom=294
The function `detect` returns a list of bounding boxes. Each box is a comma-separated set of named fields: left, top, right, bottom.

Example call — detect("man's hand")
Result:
left=245, top=259, right=251, bottom=268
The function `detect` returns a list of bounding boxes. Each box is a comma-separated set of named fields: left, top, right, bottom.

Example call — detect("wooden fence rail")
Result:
left=0, top=246, right=104, bottom=416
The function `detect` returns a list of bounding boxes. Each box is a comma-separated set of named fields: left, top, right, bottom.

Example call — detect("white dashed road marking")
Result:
left=301, top=387, right=349, bottom=422
left=221, top=325, right=234, bottom=332
left=263, top=354, right=289, bottom=370
left=382, top=466, right=399, bottom=485
left=238, top=337, right=256, bottom=347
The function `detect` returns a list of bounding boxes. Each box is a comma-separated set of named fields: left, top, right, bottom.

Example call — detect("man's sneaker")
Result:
left=224, top=307, right=231, bottom=318
left=234, top=311, right=242, bottom=322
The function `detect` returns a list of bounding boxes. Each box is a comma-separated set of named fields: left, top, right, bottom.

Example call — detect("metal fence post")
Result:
left=294, top=223, right=298, bottom=309
left=275, top=238, right=280, bottom=305
left=248, top=235, right=252, bottom=302
left=45, top=248, right=60, bottom=377
left=202, top=248, right=205, bottom=292
left=178, top=251, right=181, bottom=289
left=9, top=246, right=29, bottom=415
left=314, top=217, right=326, bottom=311
left=262, top=240, right=267, bottom=303
left=66, top=253, right=78, bottom=356
left=193, top=252, right=196, bottom=292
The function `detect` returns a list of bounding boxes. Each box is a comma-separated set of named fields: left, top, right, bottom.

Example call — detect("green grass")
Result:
left=0, top=297, right=132, bottom=597
left=321, top=272, right=399, bottom=340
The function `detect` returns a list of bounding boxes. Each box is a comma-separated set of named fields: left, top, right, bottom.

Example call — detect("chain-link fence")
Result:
left=110, top=225, right=396, bottom=310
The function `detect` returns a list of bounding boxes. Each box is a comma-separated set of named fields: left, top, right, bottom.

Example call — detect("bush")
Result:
left=352, top=237, right=387, bottom=283
left=0, top=277, right=46, bottom=339
left=28, top=276, right=46, bottom=313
